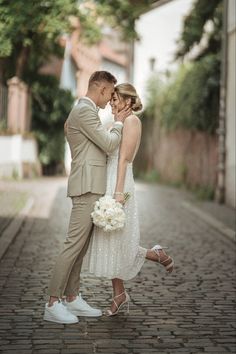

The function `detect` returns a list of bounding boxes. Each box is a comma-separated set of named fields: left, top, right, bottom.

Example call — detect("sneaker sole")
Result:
left=43, top=314, right=79, bottom=324
left=68, top=310, right=102, bottom=317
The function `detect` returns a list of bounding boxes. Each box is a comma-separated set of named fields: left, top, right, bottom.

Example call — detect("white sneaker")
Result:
left=43, top=301, right=79, bottom=324
left=64, top=294, right=102, bottom=317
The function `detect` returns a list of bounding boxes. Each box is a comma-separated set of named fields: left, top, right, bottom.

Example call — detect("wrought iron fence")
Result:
left=0, top=84, right=8, bottom=129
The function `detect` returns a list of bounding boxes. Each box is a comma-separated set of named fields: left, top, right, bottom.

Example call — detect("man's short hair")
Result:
left=88, top=71, right=117, bottom=87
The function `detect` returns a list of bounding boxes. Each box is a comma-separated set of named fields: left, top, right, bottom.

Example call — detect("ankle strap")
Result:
left=114, top=291, right=125, bottom=299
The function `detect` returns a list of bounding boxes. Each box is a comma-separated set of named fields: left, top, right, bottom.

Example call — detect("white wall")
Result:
left=225, top=0, right=236, bottom=208
left=102, top=59, right=127, bottom=84
left=133, top=0, right=194, bottom=105
left=0, top=135, right=39, bottom=178
left=60, top=38, right=78, bottom=96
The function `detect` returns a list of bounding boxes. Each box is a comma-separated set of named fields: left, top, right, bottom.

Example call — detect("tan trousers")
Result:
left=48, top=193, right=100, bottom=298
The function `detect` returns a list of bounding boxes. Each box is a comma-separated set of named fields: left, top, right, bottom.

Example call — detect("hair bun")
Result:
left=114, top=83, right=143, bottom=112
left=132, top=96, right=143, bottom=112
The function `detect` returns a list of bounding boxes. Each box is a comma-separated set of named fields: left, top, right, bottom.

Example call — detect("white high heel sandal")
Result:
left=104, top=291, right=130, bottom=317
left=152, top=244, right=174, bottom=273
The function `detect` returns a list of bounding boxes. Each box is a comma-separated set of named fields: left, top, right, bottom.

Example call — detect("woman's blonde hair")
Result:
left=115, top=83, right=143, bottom=112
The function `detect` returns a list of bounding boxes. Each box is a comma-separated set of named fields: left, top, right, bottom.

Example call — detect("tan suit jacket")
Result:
left=66, top=98, right=122, bottom=197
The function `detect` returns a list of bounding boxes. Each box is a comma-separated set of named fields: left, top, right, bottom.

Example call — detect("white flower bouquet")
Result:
left=91, top=193, right=131, bottom=233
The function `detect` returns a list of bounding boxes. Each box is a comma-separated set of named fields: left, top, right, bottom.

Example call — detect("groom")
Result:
left=44, top=71, right=131, bottom=324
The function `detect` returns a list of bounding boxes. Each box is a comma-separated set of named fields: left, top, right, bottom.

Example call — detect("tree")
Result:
left=0, top=0, right=157, bottom=172
left=94, top=0, right=155, bottom=40
left=31, top=75, right=74, bottom=173
left=0, top=0, right=102, bottom=83
left=0, top=0, right=157, bottom=83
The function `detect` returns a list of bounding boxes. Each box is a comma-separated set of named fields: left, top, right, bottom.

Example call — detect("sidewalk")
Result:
left=0, top=178, right=66, bottom=260
left=0, top=187, right=29, bottom=235
left=181, top=194, right=235, bottom=242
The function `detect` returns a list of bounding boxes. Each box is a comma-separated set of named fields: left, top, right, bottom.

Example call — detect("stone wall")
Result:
left=7, top=77, right=31, bottom=134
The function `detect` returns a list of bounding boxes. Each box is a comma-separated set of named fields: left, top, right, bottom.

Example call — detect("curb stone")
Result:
left=0, top=197, right=34, bottom=260
left=182, top=201, right=236, bottom=242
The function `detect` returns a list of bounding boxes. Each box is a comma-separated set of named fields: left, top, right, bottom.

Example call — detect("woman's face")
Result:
left=110, top=92, right=126, bottom=114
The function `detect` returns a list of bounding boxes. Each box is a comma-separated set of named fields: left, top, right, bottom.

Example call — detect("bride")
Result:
left=84, top=83, right=174, bottom=316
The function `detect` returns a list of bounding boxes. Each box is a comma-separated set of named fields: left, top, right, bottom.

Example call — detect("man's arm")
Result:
left=70, top=106, right=122, bottom=154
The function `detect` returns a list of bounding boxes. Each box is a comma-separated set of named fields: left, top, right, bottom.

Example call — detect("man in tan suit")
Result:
left=44, top=71, right=130, bottom=324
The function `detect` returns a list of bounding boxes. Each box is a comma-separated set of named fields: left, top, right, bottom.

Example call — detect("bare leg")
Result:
left=145, top=247, right=174, bottom=272
left=146, top=248, right=164, bottom=261
left=108, top=278, right=126, bottom=313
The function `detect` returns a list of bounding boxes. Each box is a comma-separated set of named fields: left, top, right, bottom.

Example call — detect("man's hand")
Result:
left=114, top=104, right=132, bottom=123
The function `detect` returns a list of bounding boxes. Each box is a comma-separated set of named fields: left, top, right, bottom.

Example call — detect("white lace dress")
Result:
left=83, top=146, right=147, bottom=280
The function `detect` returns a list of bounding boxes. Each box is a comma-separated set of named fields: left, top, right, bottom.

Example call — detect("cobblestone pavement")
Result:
left=0, top=178, right=235, bottom=354
left=0, top=188, right=28, bottom=235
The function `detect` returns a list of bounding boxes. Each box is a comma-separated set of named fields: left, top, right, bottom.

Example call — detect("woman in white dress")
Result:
left=85, top=83, right=174, bottom=316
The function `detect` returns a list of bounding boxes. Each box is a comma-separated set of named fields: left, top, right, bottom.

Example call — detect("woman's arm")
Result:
left=114, top=115, right=141, bottom=204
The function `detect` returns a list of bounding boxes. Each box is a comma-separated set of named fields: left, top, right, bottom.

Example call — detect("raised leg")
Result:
left=146, top=245, right=174, bottom=273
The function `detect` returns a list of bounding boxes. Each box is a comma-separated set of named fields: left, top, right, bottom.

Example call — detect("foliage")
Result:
left=162, top=0, right=222, bottom=133
left=134, top=169, right=160, bottom=183
left=0, top=0, right=157, bottom=83
left=0, top=0, right=103, bottom=82
left=31, top=75, right=74, bottom=168
left=144, top=72, right=165, bottom=119
left=0, top=0, right=159, bottom=175
left=144, top=0, right=222, bottom=134
left=94, top=0, right=155, bottom=40
left=160, top=54, right=220, bottom=133
left=0, top=119, right=7, bottom=132
left=191, top=185, right=215, bottom=200
left=176, top=0, right=222, bottom=60
left=0, top=0, right=79, bottom=56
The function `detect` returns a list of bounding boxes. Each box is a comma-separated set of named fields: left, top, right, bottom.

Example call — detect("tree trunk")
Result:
left=15, top=46, right=30, bottom=79
left=0, top=58, right=6, bottom=85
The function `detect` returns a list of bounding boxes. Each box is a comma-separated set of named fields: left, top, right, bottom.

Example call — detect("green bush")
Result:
left=160, top=54, right=220, bottom=134
left=134, top=168, right=160, bottom=183
left=31, top=75, right=74, bottom=173
left=144, top=72, right=165, bottom=119
left=190, top=185, right=215, bottom=200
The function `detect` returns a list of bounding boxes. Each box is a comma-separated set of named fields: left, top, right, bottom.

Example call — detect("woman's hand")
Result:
left=113, top=192, right=125, bottom=205
left=114, top=105, right=132, bottom=123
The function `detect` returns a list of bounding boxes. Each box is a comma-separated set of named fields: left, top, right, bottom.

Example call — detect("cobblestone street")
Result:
left=0, top=178, right=235, bottom=354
